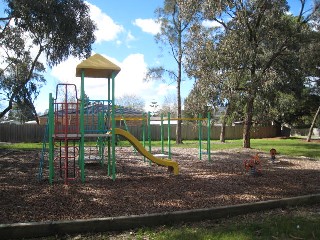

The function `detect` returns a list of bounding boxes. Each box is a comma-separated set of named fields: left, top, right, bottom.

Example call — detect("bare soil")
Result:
left=1, top=146, right=319, bottom=224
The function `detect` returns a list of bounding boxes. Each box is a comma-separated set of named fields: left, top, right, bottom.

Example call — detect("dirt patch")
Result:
left=1, top=147, right=319, bottom=224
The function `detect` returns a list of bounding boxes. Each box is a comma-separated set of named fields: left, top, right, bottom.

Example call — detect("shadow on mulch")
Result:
left=0, top=148, right=319, bottom=224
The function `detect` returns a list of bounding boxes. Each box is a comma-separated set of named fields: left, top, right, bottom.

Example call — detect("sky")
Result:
left=1, top=0, right=316, bottom=114
left=36, top=0, right=173, bottom=114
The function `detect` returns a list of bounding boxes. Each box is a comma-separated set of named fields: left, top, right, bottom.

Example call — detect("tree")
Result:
left=149, top=100, right=159, bottom=116
left=0, top=49, right=46, bottom=123
left=116, top=94, right=145, bottom=111
left=184, top=22, right=244, bottom=142
left=191, top=0, right=319, bottom=148
left=145, top=0, right=200, bottom=144
left=0, top=0, right=96, bottom=122
left=159, top=93, right=177, bottom=116
left=307, top=105, right=320, bottom=142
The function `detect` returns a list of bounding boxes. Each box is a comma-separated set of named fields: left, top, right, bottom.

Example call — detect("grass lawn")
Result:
left=133, top=212, right=320, bottom=240
left=34, top=206, right=320, bottom=240
left=2, top=137, right=318, bottom=159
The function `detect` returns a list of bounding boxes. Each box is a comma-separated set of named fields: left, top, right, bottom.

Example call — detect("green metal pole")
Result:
left=48, top=93, right=54, bottom=184
left=111, top=72, right=116, bottom=181
left=198, top=113, right=202, bottom=160
left=207, top=111, right=211, bottom=162
left=107, top=77, right=111, bottom=175
left=148, top=112, right=151, bottom=165
left=80, top=70, right=85, bottom=182
left=161, top=113, right=164, bottom=154
left=148, top=111, right=151, bottom=153
left=168, top=112, right=171, bottom=159
left=142, top=113, right=146, bottom=162
left=98, top=112, right=104, bottom=166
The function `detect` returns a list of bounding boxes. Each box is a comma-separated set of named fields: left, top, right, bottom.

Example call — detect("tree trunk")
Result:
left=220, top=104, right=230, bottom=142
left=176, top=74, right=182, bottom=144
left=243, top=96, right=254, bottom=148
left=0, top=95, right=14, bottom=119
left=176, top=19, right=183, bottom=144
left=307, top=105, right=320, bottom=142
left=220, top=123, right=226, bottom=142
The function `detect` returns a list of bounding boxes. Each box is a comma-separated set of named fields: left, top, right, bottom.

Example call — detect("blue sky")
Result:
left=36, top=0, right=176, bottom=113
left=1, top=0, right=315, bottom=114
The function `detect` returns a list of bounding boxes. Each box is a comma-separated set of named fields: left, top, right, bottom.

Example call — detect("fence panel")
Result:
left=0, top=124, right=46, bottom=143
left=291, top=128, right=320, bottom=137
left=0, top=124, right=280, bottom=143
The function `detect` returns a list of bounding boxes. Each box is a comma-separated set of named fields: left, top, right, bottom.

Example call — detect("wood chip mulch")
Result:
left=0, top=146, right=319, bottom=224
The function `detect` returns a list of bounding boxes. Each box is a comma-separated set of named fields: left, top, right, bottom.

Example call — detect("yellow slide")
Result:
left=114, top=128, right=179, bottom=175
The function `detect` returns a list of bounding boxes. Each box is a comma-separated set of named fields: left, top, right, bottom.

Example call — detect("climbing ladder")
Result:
left=51, top=83, right=81, bottom=184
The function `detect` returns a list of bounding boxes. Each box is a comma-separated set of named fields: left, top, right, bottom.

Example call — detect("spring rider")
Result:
left=270, top=148, right=277, bottom=163
left=244, top=153, right=262, bottom=176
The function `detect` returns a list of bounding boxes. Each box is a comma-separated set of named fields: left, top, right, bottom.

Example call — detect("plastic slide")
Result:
left=114, top=128, right=179, bottom=175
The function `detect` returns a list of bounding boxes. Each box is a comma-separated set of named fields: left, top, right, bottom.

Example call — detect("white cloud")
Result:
left=202, top=20, right=222, bottom=28
left=285, top=11, right=293, bottom=15
left=133, top=18, right=161, bottom=35
left=125, top=31, right=136, bottom=48
left=49, top=53, right=175, bottom=111
left=115, top=53, right=153, bottom=97
left=126, top=31, right=135, bottom=42
left=157, top=83, right=175, bottom=96
left=86, top=2, right=124, bottom=43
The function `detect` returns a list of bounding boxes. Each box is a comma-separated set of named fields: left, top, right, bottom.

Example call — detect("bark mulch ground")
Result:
left=1, top=146, right=319, bottom=224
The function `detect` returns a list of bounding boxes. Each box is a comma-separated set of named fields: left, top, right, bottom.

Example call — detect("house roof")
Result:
left=39, top=105, right=144, bottom=117
left=76, top=53, right=121, bottom=78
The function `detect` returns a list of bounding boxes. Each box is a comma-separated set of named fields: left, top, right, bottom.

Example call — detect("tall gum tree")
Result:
left=0, top=0, right=96, bottom=121
left=145, top=0, right=200, bottom=144
left=198, top=0, right=320, bottom=148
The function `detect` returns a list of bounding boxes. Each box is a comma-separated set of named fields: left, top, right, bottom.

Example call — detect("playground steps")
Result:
left=53, top=141, right=79, bottom=184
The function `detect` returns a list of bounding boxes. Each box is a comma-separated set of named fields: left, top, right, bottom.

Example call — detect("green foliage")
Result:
left=0, top=0, right=96, bottom=120
left=184, top=0, right=320, bottom=147
left=5, top=0, right=96, bottom=66
left=147, top=0, right=202, bottom=143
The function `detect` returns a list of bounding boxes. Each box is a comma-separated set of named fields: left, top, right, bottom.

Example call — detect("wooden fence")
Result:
left=0, top=123, right=280, bottom=143
left=291, top=128, right=320, bottom=137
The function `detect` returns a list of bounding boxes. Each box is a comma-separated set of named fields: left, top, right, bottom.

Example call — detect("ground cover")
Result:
left=72, top=205, right=320, bottom=240
left=1, top=138, right=319, bottom=226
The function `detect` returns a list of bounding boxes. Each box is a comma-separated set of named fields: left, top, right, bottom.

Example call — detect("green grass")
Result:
left=34, top=207, right=320, bottom=240
left=250, top=138, right=320, bottom=159
left=0, top=142, right=43, bottom=149
left=121, top=137, right=320, bottom=159
left=133, top=214, right=320, bottom=240
left=1, top=137, right=319, bottom=159
left=115, top=213, right=319, bottom=240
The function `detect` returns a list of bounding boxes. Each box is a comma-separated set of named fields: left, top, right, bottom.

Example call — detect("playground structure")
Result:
left=119, top=112, right=213, bottom=161
left=42, top=54, right=179, bottom=184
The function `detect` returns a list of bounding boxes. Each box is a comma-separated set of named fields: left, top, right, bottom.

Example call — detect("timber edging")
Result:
left=1, top=194, right=320, bottom=240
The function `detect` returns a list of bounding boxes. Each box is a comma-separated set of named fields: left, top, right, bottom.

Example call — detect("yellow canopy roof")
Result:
left=76, top=53, right=121, bottom=78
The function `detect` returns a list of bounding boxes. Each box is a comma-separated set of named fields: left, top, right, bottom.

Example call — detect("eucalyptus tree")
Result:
left=116, top=94, right=145, bottom=111
left=159, top=93, right=178, bottom=117
left=0, top=0, right=96, bottom=121
left=188, top=0, right=319, bottom=148
left=145, top=0, right=200, bottom=144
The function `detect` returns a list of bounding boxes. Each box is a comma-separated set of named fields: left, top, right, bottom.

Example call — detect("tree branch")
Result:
left=0, top=46, right=44, bottom=119
left=0, top=17, right=12, bottom=39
